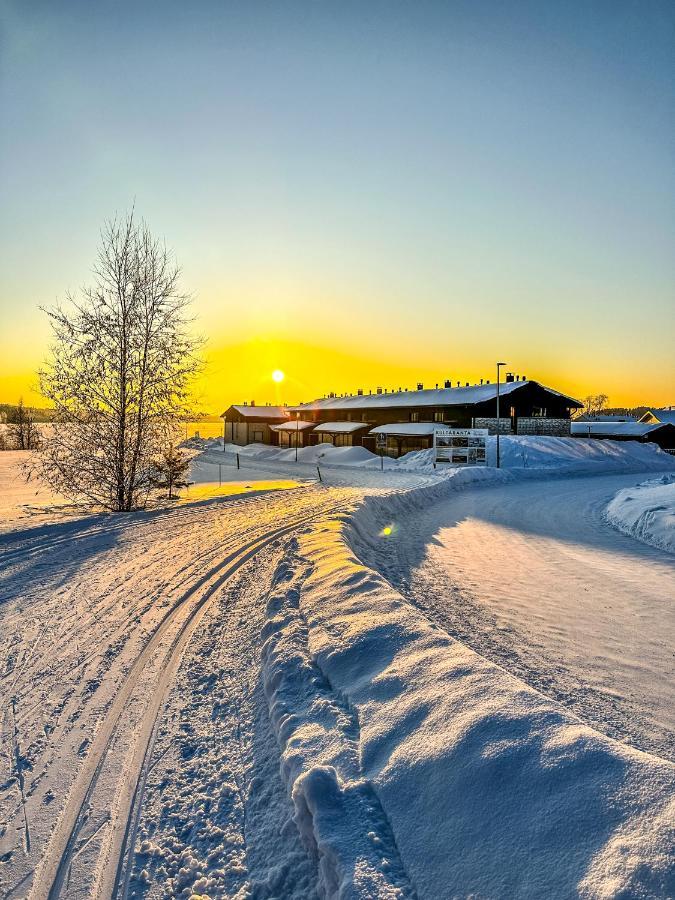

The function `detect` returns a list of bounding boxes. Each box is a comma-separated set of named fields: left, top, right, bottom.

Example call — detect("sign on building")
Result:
left=434, top=427, right=488, bottom=466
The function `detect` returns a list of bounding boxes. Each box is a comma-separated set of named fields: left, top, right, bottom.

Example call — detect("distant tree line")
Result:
left=0, top=398, right=41, bottom=450
left=574, top=395, right=656, bottom=420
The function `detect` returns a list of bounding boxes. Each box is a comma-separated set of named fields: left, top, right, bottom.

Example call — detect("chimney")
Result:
left=417, top=382, right=424, bottom=391
left=357, top=388, right=363, bottom=396
left=505, top=373, right=515, bottom=383
left=435, top=383, right=438, bottom=389
left=480, top=378, right=484, bottom=384
left=486, top=379, right=491, bottom=384
left=243, top=401, right=248, bottom=406
left=444, top=379, right=451, bottom=388
left=465, top=382, right=469, bottom=387
left=251, top=400, right=256, bottom=406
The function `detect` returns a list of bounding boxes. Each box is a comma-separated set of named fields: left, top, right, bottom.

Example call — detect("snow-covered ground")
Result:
left=605, top=473, right=675, bottom=554
left=1, top=436, right=674, bottom=899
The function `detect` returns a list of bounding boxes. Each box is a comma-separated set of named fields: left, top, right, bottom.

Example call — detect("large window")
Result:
left=409, top=411, right=420, bottom=422
left=532, top=407, right=546, bottom=418
left=433, top=411, right=446, bottom=422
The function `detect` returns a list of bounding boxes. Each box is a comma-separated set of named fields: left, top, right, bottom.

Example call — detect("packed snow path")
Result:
left=364, top=472, right=675, bottom=760
left=0, top=484, right=364, bottom=899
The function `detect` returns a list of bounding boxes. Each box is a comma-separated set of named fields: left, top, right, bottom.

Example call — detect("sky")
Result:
left=1, top=0, right=674, bottom=411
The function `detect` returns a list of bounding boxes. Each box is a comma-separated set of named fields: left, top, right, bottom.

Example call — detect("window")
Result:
left=409, top=411, right=420, bottom=422
left=434, top=411, right=445, bottom=423
left=532, top=407, right=546, bottom=418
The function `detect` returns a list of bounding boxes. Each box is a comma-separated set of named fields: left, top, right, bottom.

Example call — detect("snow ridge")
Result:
left=263, top=488, right=675, bottom=898
left=261, top=541, right=417, bottom=900
left=604, top=473, right=675, bottom=554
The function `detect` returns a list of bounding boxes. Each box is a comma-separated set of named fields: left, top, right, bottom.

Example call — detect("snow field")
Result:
left=605, top=473, right=675, bottom=554
left=261, top=479, right=675, bottom=898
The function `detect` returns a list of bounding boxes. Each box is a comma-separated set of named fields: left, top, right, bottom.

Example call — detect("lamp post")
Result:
left=496, top=362, right=506, bottom=468
left=295, top=411, right=299, bottom=463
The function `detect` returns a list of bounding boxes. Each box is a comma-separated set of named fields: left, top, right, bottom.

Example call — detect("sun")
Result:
left=272, top=369, right=285, bottom=383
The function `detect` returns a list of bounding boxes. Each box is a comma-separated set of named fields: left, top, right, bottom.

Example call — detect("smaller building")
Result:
left=221, top=403, right=289, bottom=446
left=639, top=407, right=675, bottom=426
left=570, top=420, right=675, bottom=452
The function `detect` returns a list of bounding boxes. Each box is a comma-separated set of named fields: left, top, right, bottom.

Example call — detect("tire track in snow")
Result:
left=28, top=502, right=347, bottom=900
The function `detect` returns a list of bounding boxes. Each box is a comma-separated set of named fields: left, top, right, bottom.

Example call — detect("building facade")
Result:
left=220, top=404, right=289, bottom=446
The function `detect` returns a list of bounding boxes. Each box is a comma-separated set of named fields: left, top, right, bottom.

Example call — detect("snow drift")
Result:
left=262, top=480, right=675, bottom=899
left=605, top=473, right=675, bottom=554
left=187, top=434, right=674, bottom=475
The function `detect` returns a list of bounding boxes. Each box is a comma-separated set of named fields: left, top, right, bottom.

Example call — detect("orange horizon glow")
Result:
left=3, top=335, right=670, bottom=413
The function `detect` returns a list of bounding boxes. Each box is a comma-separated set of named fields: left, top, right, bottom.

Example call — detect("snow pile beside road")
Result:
left=605, top=473, right=675, bottom=553
left=263, top=492, right=675, bottom=898
left=189, top=435, right=674, bottom=479
left=399, top=435, right=673, bottom=473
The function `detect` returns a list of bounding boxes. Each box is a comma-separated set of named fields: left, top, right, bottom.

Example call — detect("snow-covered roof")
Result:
left=570, top=421, right=666, bottom=438
left=221, top=405, right=290, bottom=421
left=369, top=423, right=438, bottom=437
left=291, top=380, right=581, bottom=413
left=576, top=414, right=637, bottom=423
left=313, top=421, right=370, bottom=434
left=639, top=408, right=675, bottom=425
left=270, top=420, right=315, bottom=432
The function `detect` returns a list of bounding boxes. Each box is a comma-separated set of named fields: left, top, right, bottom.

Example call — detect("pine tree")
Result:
left=149, top=446, right=191, bottom=499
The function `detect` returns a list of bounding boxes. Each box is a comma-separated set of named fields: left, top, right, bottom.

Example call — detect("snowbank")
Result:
left=398, top=435, right=674, bottom=473
left=262, top=485, right=675, bottom=899
left=605, top=473, right=675, bottom=554
left=188, top=436, right=674, bottom=480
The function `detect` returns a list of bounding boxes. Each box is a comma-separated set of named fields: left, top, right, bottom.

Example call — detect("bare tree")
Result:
left=33, top=212, right=202, bottom=511
left=582, top=393, right=609, bottom=418
left=7, top=397, right=40, bottom=450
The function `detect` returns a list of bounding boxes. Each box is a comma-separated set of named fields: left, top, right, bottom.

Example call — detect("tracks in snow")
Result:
left=22, top=501, right=345, bottom=900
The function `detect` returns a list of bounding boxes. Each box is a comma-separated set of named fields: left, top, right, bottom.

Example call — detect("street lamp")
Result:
left=496, top=362, right=507, bottom=469
left=295, top=411, right=299, bottom=463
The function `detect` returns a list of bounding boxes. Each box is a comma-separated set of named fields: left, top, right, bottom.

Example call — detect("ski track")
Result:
left=0, top=485, right=361, bottom=899
left=2, top=449, right=673, bottom=899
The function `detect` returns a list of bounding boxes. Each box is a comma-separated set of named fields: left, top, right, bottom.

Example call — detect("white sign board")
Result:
left=434, top=427, right=488, bottom=466
left=376, top=433, right=387, bottom=450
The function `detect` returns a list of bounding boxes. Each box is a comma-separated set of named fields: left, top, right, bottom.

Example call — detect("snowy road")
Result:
left=368, top=472, right=675, bottom=760
left=0, top=483, right=363, bottom=899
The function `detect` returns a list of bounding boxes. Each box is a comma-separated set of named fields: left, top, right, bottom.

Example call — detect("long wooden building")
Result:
left=288, top=378, right=582, bottom=455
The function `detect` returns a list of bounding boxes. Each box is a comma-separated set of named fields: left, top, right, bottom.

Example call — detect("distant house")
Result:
left=220, top=403, right=289, bottom=446
left=638, top=407, right=675, bottom=426
left=570, top=420, right=675, bottom=452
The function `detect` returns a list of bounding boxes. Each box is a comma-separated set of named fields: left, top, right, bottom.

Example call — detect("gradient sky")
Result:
left=1, top=0, right=673, bottom=411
